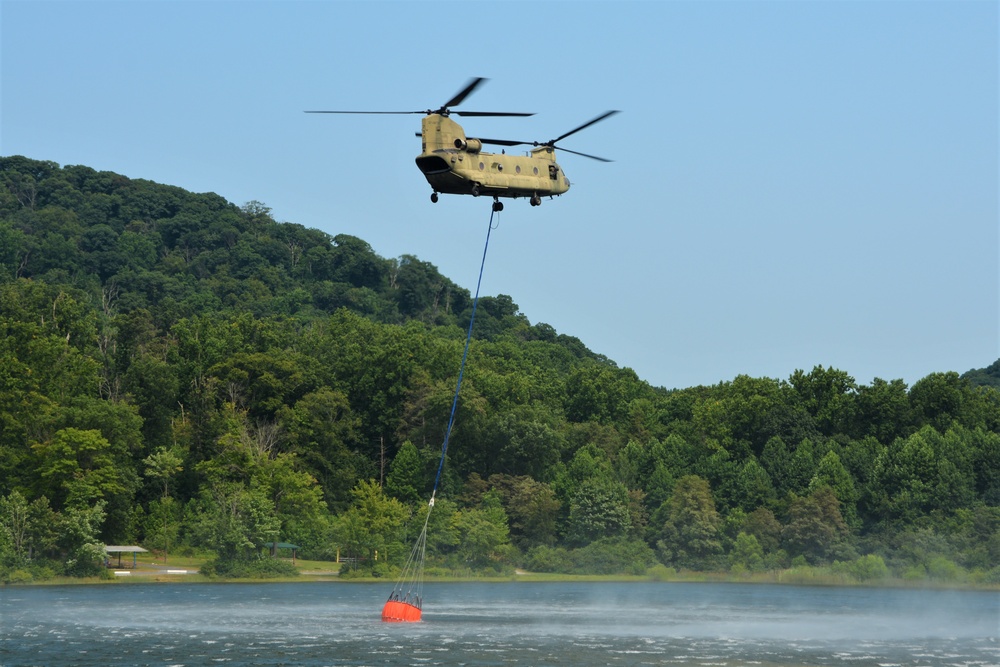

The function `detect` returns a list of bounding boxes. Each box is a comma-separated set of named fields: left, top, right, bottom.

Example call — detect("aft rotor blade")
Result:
left=551, top=110, right=620, bottom=144
left=306, top=78, right=538, bottom=117
left=444, top=77, right=487, bottom=109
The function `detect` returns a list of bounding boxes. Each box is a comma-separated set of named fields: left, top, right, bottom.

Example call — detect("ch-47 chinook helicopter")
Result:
left=306, top=78, right=618, bottom=211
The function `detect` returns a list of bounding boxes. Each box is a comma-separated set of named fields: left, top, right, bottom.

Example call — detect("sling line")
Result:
left=383, top=203, right=499, bottom=621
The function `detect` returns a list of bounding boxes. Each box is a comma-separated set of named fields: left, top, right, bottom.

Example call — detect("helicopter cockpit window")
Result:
left=548, top=164, right=558, bottom=180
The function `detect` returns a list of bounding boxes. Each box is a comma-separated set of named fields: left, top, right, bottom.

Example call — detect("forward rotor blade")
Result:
left=554, top=147, right=613, bottom=162
left=551, top=110, right=620, bottom=144
left=480, top=138, right=612, bottom=161
left=418, top=134, right=528, bottom=146
left=306, top=109, right=533, bottom=117
left=443, top=77, right=487, bottom=109
left=478, top=137, right=612, bottom=160
left=454, top=111, right=535, bottom=117
left=478, top=137, right=532, bottom=147
left=304, top=110, right=426, bottom=114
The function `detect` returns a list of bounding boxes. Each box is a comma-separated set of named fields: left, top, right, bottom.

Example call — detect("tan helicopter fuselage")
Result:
left=415, top=114, right=570, bottom=200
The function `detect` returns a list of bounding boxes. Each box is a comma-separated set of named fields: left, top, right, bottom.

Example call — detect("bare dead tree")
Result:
left=226, top=381, right=246, bottom=409
left=238, top=417, right=284, bottom=459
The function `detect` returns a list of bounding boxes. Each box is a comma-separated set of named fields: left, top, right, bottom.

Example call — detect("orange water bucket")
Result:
left=381, top=599, right=422, bottom=622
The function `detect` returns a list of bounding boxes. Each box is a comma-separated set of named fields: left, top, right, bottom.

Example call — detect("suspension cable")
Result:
left=430, top=204, right=497, bottom=498
left=386, top=203, right=498, bottom=611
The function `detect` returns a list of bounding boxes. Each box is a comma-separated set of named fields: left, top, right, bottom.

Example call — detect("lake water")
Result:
left=1, top=581, right=996, bottom=666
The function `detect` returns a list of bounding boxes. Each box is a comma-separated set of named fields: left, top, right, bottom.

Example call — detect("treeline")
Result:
left=0, top=156, right=998, bottom=584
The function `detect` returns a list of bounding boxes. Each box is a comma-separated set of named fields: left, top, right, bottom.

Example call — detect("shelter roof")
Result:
left=265, top=542, right=301, bottom=550
left=104, top=546, right=150, bottom=553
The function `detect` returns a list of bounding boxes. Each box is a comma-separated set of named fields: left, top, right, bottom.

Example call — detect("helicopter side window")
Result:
left=548, top=164, right=558, bottom=180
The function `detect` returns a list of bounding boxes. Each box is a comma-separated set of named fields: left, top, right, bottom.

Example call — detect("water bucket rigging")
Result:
left=381, top=203, right=500, bottom=623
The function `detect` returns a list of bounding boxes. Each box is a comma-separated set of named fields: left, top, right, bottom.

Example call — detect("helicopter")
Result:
left=306, top=78, right=618, bottom=210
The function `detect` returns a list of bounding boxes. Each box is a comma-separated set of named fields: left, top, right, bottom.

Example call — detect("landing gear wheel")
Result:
left=430, top=192, right=439, bottom=203
left=530, top=194, right=541, bottom=207
left=492, top=198, right=504, bottom=212
left=471, top=183, right=481, bottom=197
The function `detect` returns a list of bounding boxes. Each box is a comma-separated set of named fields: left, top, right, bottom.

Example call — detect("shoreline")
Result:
left=7, top=567, right=997, bottom=592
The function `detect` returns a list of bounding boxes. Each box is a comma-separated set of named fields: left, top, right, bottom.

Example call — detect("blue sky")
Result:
left=2, top=1, right=997, bottom=390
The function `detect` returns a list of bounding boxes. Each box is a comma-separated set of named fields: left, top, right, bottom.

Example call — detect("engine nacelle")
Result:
left=454, top=137, right=482, bottom=154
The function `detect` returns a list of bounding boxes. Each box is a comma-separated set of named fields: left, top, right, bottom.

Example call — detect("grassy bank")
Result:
left=6, top=551, right=998, bottom=590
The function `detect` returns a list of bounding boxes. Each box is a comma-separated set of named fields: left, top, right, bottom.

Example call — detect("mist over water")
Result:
left=1, top=581, right=996, bottom=666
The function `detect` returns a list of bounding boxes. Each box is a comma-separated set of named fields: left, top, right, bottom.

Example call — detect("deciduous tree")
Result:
left=657, top=475, right=722, bottom=569
left=782, top=486, right=851, bottom=564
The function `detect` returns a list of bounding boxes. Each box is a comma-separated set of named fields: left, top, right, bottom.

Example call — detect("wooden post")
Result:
left=379, top=436, right=385, bottom=486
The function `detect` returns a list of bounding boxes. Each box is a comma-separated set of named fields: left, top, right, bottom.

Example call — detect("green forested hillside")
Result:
left=964, top=360, right=1000, bottom=390
left=1, top=156, right=998, bottom=583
